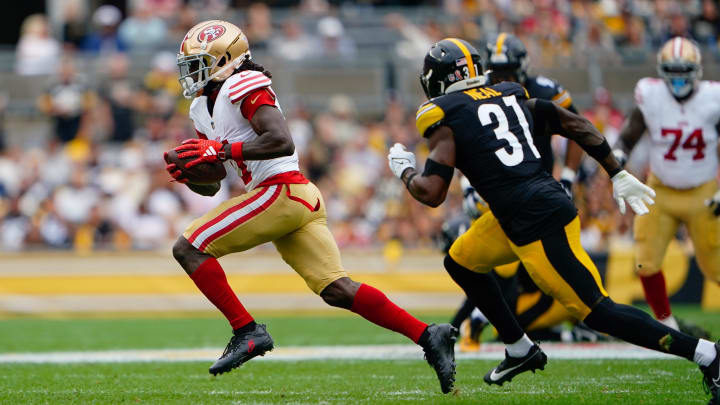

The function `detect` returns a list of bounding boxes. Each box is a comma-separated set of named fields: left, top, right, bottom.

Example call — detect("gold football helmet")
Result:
left=177, top=20, right=250, bottom=98
left=657, top=37, right=702, bottom=99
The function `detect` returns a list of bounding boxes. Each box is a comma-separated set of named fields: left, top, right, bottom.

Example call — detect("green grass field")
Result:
left=0, top=305, right=717, bottom=404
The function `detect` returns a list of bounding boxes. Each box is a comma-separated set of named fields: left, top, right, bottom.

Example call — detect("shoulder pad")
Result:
left=634, top=77, right=661, bottom=106
left=225, top=71, right=272, bottom=105
left=550, top=87, right=572, bottom=109
left=416, top=101, right=445, bottom=138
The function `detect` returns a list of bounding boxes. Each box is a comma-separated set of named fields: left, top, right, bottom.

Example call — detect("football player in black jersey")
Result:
left=449, top=33, right=591, bottom=350
left=390, top=38, right=720, bottom=402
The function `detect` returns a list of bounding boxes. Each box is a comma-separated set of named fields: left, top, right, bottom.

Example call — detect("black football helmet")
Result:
left=485, top=33, right=529, bottom=84
left=420, top=38, right=485, bottom=99
left=435, top=214, right=471, bottom=254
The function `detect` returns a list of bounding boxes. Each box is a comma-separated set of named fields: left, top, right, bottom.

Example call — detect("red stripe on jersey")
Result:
left=197, top=185, right=282, bottom=251
left=229, top=78, right=271, bottom=100
left=196, top=129, right=208, bottom=139
left=187, top=186, right=270, bottom=245
left=228, top=72, right=265, bottom=89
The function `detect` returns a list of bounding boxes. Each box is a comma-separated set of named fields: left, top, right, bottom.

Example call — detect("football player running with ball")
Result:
left=166, top=20, right=457, bottom=394
left=389, top=38, right=720, bottom=403
left=613, top=37, right=718, bottom=339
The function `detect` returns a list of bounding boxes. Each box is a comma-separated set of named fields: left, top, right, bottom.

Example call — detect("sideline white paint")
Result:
left=0, top=342, right=674, bottom=364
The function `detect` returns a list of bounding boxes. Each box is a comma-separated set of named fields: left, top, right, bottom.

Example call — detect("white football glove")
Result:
left=706, top=190, right=720, bottom=217
left=611, top=170, right=656, bottom=215
left=387, top=143, right=416, bottom=179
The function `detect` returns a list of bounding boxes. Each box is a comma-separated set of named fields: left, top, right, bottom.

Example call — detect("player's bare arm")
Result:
left=612, top=106, right=647, bottom=165
left=228, top=104, right=295, bottom=160
left=528, top=98, right=656, bottom=215
left=528, top=99, right=622, bottom=177
left=394, top=126, right=456, bottom=208
left=559, top=104, right=584, bottom=194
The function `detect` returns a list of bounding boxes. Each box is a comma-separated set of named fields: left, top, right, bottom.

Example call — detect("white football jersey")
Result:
left=635, top=78, right=720, bottom=189
left=188, top=70, right=300, bottom=191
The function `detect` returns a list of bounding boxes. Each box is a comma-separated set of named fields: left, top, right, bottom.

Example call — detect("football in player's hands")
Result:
left=164, top=149, right=226, bottom=185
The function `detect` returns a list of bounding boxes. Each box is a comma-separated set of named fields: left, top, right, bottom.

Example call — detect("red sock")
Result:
left=190, top=258, right=254, bottom=330
left=640, top=271, right=672, bottom=320
left=351, top=284, right=428, bottom=343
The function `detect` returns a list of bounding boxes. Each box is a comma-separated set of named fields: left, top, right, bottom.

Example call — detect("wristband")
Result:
left=404, top=172, right=418, bottom=189
left=583, top=138, right=612, bottom=163
left=231, top=142, right=244, bottom=161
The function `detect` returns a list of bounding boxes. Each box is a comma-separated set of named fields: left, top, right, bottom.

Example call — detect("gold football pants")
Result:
left=634, top=173, right=720, bottom=281
left=183, top=182, right=347, bottom=294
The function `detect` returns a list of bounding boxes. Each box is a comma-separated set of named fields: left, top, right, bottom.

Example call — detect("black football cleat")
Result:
left=421, top=323, right=458, bottom=394
left=483, top=344, right=547, bottom=386
left=701, top=342, right=720, bottom=405
left=209, top=323, right=274, bottom=376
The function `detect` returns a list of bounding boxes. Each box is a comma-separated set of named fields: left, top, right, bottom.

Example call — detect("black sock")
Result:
left=444, top=255, right=524, bottom=344
left=584, top=298, right=697, bottom=360
left=418, top=327, right=431, bottom=347
left=233, top=321, right=257, bottom=335
left=450, top=298, right=476, bottom=329
left=527, top=328, right=563, bottom=342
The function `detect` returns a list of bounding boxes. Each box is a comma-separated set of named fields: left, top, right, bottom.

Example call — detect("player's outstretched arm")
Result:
left=559, top=104, right=584, bottom=197
left=528, top=98, right=655, bottom=215
left=387, top=126, right=456, bottom=208
left=612, top=106, right=647, bottom=167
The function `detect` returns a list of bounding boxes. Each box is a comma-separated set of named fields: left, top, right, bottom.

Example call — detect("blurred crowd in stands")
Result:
left=0, top=0, right=715, bottom=252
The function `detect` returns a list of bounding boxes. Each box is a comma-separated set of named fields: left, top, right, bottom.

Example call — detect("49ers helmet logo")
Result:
left=197, top=25, right=226, bottom=42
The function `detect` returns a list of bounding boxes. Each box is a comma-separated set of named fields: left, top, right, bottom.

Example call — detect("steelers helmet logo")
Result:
left=197, top=25, right=226, bottom=42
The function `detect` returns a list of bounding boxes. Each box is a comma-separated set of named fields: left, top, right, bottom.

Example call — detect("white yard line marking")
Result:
left=0, top=343, right=674, bottom=364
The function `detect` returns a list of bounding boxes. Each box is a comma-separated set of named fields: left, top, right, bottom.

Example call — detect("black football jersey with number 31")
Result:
left=415, top=81, right=576, bottom=245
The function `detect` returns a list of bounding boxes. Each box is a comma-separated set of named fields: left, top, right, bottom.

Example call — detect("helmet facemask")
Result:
left=658, top=61, right=701, bottom=99
left=177, top=51, right=250, bottom=98
left=177, top=53, right=214, bottom=98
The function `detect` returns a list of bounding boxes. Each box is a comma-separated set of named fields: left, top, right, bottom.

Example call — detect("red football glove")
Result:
left=164, top=162, right=188, bottom=183
left=174, top=138, right=227, bottom=169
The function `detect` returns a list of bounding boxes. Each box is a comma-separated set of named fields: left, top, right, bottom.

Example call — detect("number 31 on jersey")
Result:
left=478, top=96, right=541, bottom=167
